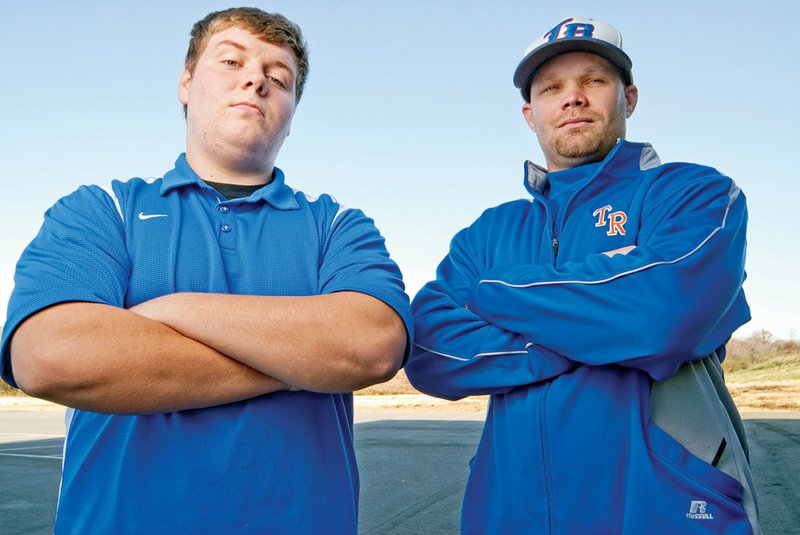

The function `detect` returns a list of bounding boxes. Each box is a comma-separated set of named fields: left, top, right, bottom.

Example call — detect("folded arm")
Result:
left=11, top=302, right=287, bottom=414
left=406, top=223, right=574, bottom=401
left=466, top=174, right=750, bottom=380
left=132, top=291, right=407, bottom=393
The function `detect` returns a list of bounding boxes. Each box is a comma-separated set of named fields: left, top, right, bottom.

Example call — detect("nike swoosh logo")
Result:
left=138, top=212, right=168, bottom=220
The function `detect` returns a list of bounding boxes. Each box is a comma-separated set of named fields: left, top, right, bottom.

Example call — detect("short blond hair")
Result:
left=185, top=7, right=309, bottom=102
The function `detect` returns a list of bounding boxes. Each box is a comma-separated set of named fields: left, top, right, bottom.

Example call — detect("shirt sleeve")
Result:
left=406, top=219, right=574, bottom=401
left=465, top=171, right=750, bottom=381
left=1, top=185, right=129, bottom=388
left=317, top=204, right=414, bottom=360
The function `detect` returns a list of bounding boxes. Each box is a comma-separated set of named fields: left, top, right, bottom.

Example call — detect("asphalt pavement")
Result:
left=1, top=410, right=798, bottom=534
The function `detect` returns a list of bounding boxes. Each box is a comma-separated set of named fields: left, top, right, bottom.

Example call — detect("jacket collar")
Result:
left=160, top=154, right=300, bottom=210
left=524, top=140, right=662, bottom=196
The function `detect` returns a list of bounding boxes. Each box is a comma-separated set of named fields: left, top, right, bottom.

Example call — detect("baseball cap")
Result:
left=513, top=16, right=633, bottom=100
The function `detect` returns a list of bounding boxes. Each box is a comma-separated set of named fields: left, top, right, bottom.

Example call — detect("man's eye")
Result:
left=223, top=59, right=239, bottom=67
left=267, top=76, right=287, bottom=89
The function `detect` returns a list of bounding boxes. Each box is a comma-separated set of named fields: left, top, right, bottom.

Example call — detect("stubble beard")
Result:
left=554, top=127, right=617, bottom=164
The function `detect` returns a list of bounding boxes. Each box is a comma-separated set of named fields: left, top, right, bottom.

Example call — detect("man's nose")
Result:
left=561, top=85, right=586, bottom=108
left=242, top=68, right=268, bottom=96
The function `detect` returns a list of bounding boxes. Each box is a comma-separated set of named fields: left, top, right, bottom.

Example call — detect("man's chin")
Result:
left=556, top=145, right=603, bottom=162
left=555, top=135, right=617, bottom=164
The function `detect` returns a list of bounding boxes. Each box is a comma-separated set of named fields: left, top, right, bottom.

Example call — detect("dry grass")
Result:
left=722, top=330, right=799, bottom=374
left=726, top=382, right=800, bottom=411
left=721, top=332, right=800, bottom=411
left=0, top=381, right=24, bottom=397
left=357, top=370, right=488, bottom=412
left=357, top=369, right=420, bottom=395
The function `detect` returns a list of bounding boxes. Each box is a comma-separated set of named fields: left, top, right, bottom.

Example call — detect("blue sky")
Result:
left=1, top=0, right=798, bottom=339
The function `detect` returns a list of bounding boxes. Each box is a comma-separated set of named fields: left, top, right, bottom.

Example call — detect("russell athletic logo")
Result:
left=593, top=205, right=627, bottom=236
left=543, top=18, right=595, bottom=42
left=686, top=500, right=714, bottom=520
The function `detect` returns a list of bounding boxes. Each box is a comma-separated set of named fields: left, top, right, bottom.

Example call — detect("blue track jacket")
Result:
left=407, top=141, right=759, bottom=534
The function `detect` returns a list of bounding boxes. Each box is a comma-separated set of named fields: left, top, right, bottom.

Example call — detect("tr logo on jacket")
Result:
left=593, top=204, right=627, bottom=236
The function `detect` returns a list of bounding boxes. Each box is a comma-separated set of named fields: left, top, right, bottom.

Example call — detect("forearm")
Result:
left=10, top=302, right=286, bottom=414
left=132, top=291, right=407, bottom=392
left=407, top=282, right=573, bottom=400
left=408, top=342, right=573, bottom=401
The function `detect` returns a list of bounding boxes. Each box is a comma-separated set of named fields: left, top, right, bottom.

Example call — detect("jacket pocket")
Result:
left=622, top=422, right=752, bottom=535
left=647, top=422, right=744, bottom=504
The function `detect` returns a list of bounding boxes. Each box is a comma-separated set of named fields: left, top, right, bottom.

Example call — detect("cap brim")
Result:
left=513, top=38, right=632, bottom=94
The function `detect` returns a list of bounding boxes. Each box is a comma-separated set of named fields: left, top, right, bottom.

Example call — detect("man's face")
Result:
left=522, top=52, right=638, bottom=172
left=179, top=27, right=298, bottom=171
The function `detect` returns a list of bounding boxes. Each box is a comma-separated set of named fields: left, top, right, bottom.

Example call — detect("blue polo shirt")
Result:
left=1, top=154, right=412, bottom=534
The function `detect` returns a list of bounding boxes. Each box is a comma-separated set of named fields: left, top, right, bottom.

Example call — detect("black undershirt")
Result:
left=205, top=180, right=266, bottom=200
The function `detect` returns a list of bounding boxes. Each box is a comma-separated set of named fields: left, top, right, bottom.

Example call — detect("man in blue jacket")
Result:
left=407, top=16, right=760, bottom=534
left=1, top=7, right=411, bottom=534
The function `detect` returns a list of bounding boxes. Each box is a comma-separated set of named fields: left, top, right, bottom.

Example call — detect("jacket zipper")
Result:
left=531, top=193, right=559, bottom=266
left=552, top=145, right=620, bottom=261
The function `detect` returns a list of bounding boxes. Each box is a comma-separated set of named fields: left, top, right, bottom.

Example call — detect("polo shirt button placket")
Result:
left=217, top=204, right=236, bottom=249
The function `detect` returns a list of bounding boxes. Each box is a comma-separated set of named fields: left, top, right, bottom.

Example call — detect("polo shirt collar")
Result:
left=160, top=154, right=300, bottom=210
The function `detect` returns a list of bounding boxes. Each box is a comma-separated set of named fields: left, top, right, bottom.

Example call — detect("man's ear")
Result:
left=522, top=102, right=536, bottom=132
left=624, top=84, right=638, bottom=118
left=178, top=69, right=192, bottom=107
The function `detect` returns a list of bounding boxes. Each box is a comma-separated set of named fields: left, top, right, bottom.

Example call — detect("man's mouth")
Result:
left=232, top=102, right=264, bottom=117
left=559, top=117, right=593, bottom=128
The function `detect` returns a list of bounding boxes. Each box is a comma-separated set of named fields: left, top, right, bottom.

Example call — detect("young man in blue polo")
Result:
left=406, top=16, right=760, bottom=534
left=1, top=8, right=410, bottom=533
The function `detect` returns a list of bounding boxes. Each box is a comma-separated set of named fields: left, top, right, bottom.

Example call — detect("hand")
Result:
left=602, top=245, right=636, bottom=258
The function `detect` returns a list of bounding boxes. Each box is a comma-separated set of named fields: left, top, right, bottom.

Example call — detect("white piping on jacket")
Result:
left=479, top=185, right=740, bottom=289
left=415, top=343, right=530, bottom=362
